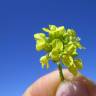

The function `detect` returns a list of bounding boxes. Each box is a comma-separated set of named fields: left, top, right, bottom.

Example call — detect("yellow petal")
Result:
left=36, top=39, right=46, bottom=51
left=49, top=25, right=57, bottom=31
left=62, top=55, right=73, bottom=67
left=74, top=59, right=83, bottom=69
left=40, top=55, right=49, bottom=68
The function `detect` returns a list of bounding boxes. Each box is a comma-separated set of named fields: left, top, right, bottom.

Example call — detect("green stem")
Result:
left=57, top=63, right=64, bottom=81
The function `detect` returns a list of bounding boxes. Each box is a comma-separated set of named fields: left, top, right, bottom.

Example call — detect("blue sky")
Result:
left=0, top=0, right=96, bottom=96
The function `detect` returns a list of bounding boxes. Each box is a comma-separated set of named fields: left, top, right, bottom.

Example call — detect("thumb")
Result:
left=56, top=80, right=89, bottom=96
left=56, top=76, right=96, bottom=96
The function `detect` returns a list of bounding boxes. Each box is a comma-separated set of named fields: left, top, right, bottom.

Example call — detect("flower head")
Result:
left=34, top=25, right=84, bottom=75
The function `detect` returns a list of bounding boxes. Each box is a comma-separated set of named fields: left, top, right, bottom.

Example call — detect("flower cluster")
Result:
left=34, top=25, right=84, bottom=75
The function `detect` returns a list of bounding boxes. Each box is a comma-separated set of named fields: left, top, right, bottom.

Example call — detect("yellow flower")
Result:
left=40, top=55, right=49, bottom=69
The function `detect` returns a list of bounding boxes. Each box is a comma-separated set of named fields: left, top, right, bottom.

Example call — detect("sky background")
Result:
left=0, top=0, right=96, bottom=96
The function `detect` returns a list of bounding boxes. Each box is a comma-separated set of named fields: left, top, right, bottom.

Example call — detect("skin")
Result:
left=23, top=69, right=96, bottom=96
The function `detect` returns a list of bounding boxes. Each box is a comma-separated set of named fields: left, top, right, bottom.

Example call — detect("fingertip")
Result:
left=23, top=69, right=61, bottom=96
left=23, top=87, right=32, bottom=96
left=56, top=80, right=89, bottom=96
